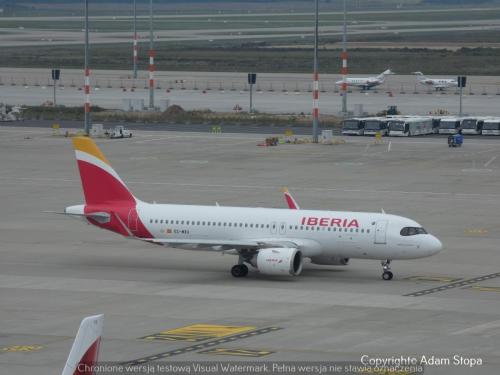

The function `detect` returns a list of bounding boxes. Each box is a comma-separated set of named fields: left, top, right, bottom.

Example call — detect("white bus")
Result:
left=341, top=118, right=365, bottom=135
left=461, top=117, right=486, bottom=135
left=481, top=118, right=500, bottom=135
left=388, top=117, right=434, bottom=137
left=363, top=117, right=389, bottom=136
left=438, top=117, right=462, bottom=135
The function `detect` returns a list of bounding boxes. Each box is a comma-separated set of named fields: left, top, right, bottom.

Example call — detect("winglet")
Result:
left=62, top=314, right=103, bottom=375
left=282, top=188, right=300, bottom=210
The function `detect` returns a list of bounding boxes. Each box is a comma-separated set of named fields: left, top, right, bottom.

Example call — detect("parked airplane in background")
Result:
left=63, top=137, right=441, bottom=280
left=62, top=314, right=103, bottom=375
left=335, top=69, right=394, bottom=90
left=413, top=72, right=458, bottom=91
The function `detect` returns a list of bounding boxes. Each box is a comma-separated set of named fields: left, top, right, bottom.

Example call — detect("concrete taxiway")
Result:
left=1, top=126, right=500, bottom=374
left=2, top=68, right=500, bottom=116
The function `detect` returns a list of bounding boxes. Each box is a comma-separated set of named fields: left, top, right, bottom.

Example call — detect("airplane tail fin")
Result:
left=62, top=314, right=104, bottom=375
left=282, top=188, right=300, bottom=210
left=72, top=137, right=136, bottom=205
left=377, top=69, right=393, bottom=80
left=412, top=72, right=426, bottom=80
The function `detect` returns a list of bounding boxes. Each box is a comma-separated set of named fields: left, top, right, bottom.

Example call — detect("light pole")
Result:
left=133, top=0, right=138, bottom=79
left=148, top=0, right=155, bottom=110
left=312, top=0, right=319, bottom=143
left=341, top=0, right=348, bottom=115
left=84, top=0, right=91, bottom=135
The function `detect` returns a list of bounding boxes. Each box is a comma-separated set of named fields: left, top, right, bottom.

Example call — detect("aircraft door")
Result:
left=374, top=220, right=388, bottom=244
left=127, top=208, right=139, bottom=233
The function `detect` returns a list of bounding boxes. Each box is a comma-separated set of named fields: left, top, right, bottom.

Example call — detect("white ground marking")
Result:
left=5, top=176, right=500, bottom=201
left=452, top=319, right=500, bottom=336
left=484, top=155, right=497, bottom=167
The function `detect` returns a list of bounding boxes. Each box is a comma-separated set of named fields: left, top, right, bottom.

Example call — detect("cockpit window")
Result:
left=400, top=227, right=427, bottom=236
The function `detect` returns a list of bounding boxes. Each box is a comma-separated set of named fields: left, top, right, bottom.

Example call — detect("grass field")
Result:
left=3, top=8, right=500, bottom=32
left=3, top=2, right=500, bottom=75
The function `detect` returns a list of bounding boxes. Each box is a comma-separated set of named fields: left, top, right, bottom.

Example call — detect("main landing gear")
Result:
left=231, top=251, right=253, bottom=278
left=381, top=260, right=393, bottom=280
left=231, top=264, right=248, bottom=278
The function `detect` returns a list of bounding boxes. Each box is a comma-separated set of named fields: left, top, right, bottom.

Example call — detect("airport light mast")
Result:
left=133, top=0, right=138, bottom=79
left=312, top=0, right=320, bottom=143
left=148, top=0, right=155, bottom=110
left=84, top=0, right=91, bottom=135
left=341, top=0, right=348, bottom=116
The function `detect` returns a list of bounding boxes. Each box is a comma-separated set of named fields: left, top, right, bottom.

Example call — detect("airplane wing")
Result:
left=142, top=237, right=323, bottom=257
left=282, top=188, right=300, bottom=209
left=142, top=238, right=300, bottom=251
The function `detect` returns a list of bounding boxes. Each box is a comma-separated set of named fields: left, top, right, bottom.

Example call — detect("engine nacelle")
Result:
left=253, top=248, right=303, bottom=276
left=310, top=256, right=350, bottom=266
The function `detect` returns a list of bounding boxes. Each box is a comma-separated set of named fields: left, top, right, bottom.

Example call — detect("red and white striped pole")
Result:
left=84, top=0, right=91, bottom=135
left=341, top=51, right=348, bottom=112
left=341, top=0, right=348, bottom=115
left=148, top=0, right=155, bottom=109
left=312, top=0, right=319, bottom=143
left=313, top=70, right=319, bottom=128
left=148, top=49, right=155, bottom=108
left=84, top=67, right=91, bottom=117
left=133, top=0, right=138, bottom=79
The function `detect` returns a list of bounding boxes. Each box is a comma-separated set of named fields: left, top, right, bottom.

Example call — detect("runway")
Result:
left=0, top=126, right=500, bottom=374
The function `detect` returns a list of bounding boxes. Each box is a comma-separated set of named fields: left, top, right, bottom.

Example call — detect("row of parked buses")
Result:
left=341, top=116, right=500, bottom=136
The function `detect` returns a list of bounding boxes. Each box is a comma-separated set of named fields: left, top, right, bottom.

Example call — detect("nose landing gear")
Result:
left=381, top=260, right=393, bottom=280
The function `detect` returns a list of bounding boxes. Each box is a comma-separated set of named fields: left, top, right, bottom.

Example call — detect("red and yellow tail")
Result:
left=73, top=137, right=135, bottom=206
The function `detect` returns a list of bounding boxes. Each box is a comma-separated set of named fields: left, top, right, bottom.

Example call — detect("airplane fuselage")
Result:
left=70, top=202, right=442, bottom=261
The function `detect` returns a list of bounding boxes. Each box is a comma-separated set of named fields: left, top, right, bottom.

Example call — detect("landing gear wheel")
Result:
left=382, top=271, right=393, bottom=280
left=381, top=260, right=393, bottom=281
left=231, top=264, right=248, bottom=278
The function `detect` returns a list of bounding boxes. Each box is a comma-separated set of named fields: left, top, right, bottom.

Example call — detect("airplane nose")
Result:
left=426, top=235, right=443, bottom=255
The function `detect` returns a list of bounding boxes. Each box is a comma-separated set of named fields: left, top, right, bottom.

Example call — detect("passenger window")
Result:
left=155, top=219, right=158, bottom=224
left=367, top=229, right=370, bottom=234
left=306, top=227, right=309, bottom=231
left=212, top=222, right=216, bottom=226
left=266, top=224, right=270, bottom=228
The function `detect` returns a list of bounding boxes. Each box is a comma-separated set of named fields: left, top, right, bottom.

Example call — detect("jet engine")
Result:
left=310, top=256, right=350, bottom=266
left=252, top=248, right=303, bottom=276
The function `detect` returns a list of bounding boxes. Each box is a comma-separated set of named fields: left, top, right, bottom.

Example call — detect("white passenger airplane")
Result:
left=413, top=72, right=458, bottom=91
left=335, top=69, right=394, bottom=90
left=62, top=314, right=103, bottom=375
left=63, top=137, right=442, bottom=280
